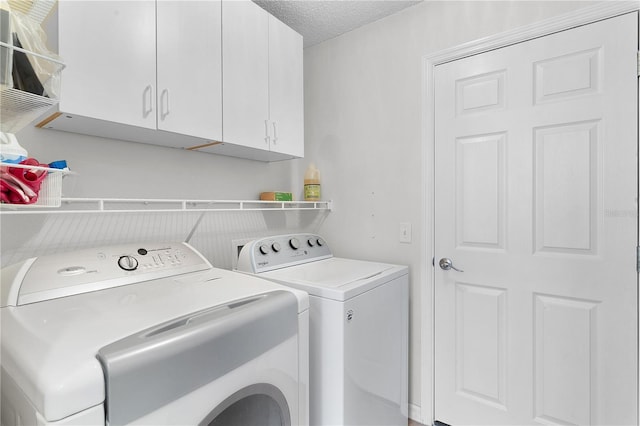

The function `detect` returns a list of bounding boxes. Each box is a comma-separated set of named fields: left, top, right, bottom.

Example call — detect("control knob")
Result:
left=272, top=242, right=281, bottom=253
left=118, top=255, right=138, bottom=271
left=307, top=238, right=315, bottom=247
left=289, top=238, right=300, bottom=250
left=317, top=238, right=325, bottom=246
left=259, top=244, right=270, bottom=255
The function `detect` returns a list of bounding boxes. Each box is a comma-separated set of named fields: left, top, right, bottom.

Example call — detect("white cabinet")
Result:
left=56, top=1, right=157, bottom=130
left=42, top=0, right=222, bottom=147
left=268, top=15, right=304, bottom=158
left=221, top=1, right=269, bottom=151
left=156, top=1, right=222, bottom=141
left=214, top=0, right=303, bottom=159
left=38, top=0, right=302, bottom=161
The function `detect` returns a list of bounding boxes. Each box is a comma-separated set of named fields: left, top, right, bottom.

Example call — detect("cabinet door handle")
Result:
left=160, top=89, right=170, bottom=120
left=272, top=121, right=278, bottom=144
left=264, top=120, right=271, bottom=145
left=142, top=85, right=153, bottom=118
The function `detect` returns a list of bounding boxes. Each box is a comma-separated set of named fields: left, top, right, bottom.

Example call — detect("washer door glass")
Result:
left=200, top=383, right=291, bottom=426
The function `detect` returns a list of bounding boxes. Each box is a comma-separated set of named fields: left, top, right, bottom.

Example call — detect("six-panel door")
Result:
left=434, top=12, right=638, bottom=426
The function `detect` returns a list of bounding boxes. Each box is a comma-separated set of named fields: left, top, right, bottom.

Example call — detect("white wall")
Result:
left=5, top=124, right=333, bottom=270
left=303, top=1, right=598, bottom=422
left=16, top=124, right=296, bottom=200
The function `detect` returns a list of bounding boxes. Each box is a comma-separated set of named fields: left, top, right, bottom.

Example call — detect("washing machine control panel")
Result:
left=111, top=245, right=202, bottom=273
left=237, top=234, right=332, bottom=273
left=3, top=242, right=213, bottom=306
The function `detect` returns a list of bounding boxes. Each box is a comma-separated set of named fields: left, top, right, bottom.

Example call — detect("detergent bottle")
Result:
left=304, top=163, right=321, bottom=201
left=0, top=132, right=28, bottom=163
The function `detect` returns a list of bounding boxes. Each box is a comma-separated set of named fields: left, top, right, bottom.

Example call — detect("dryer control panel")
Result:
left=1, top=242, right=212, bottom=306
left=237, top=233, right=332, bottom=273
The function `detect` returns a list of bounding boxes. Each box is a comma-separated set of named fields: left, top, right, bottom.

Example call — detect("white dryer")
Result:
left=0, top=242, right=309, bottom=426
left=237, top=234, right=409, bottom=426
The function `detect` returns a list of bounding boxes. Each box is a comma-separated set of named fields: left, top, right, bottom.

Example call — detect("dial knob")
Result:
left=317, top=238, right=324, bottom=246
left=118, top=255, right=138, bottom=271
left=272, top=242, right=281, bottom=253
left=307, top=238, right=315, bottom=247
left=289, top=238, right=300, bottom=250
left=259, top=244, right=270, bottom=255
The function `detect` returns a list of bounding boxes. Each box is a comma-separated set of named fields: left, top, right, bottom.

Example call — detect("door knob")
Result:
left=439, top=258, right=463, bottom=272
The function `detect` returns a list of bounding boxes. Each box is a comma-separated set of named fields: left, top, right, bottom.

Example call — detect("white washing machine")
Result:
left=0, top=242, right=309, bottom=426
left=236, top=234, right=409, bottom=426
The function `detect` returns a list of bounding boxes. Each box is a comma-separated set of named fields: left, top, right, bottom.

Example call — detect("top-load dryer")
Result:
left=237, top=233, right=408, bottom=426
left=1, top=242, right=309, bottom=426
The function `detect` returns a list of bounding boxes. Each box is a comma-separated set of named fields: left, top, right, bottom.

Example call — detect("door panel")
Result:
left=268, top=15, right=304, bottom=157
left=222, top=0, right=269, bottom=150
left=157, top=0, right=222, bottom=141
left=454, top=283, right=507, bottom=409
left=434, top=12, right=638, bottom=425
left=534, top=121, right=599, bottom=254
left=456, top=132, right=506, bottom=250
left=58, top=1, right=156, bottom=129
left=533, top=294, right=597, bottom=425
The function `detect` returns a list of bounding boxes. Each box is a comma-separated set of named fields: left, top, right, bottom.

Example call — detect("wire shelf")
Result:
left=0, top=197, right=333, bottom=214
left=0, top=41, right=65, bottom=133
left=7, top=0, right=57, bottom=25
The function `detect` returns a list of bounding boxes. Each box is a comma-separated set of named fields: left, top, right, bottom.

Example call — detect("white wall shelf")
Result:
left=0, top=197, right=333, bottom=214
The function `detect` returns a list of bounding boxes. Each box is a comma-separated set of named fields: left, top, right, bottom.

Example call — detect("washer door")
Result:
left=200, top=383, right=291, bottom=426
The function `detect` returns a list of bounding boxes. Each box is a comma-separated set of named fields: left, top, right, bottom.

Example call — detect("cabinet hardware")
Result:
left=272, top=121, right=278, bottom=144
left=143, top=85, right=153, bottom=118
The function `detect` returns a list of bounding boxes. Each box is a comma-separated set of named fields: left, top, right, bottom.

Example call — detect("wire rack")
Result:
left=1, top=41, right=65, bottom=133
left=1, top=0, right=66, bottom=133
left=7, top=0, right=57, bottom=25
left=0, top=197, right=333, bottom=213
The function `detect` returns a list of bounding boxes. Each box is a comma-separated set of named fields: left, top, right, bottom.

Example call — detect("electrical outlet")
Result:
left=399, top=222, right=412, bottom=243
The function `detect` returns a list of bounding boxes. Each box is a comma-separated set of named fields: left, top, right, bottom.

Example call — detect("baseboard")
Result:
left=409, top=403, right=426, bottom=425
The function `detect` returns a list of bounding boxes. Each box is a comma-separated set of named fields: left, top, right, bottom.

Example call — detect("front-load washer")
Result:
left=0, top=242, right=309, bottom=426
left=236, top=234, right=409, bottom=426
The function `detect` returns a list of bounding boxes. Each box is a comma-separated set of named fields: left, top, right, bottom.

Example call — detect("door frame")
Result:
left=420, top=2, right=640, bottom=424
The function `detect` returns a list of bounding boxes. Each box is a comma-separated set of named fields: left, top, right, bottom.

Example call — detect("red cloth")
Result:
left=1, top=158, right=48, bottom=204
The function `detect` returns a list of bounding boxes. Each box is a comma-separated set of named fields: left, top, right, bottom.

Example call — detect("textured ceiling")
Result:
left=254, top=1, right=423, bottom=47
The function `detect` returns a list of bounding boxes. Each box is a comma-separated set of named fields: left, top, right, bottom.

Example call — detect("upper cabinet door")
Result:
left=222, top=1, right=269, bottom=151
left=156, top=0, right=222, bottom=141
left=268, top=16, right=304, bottom=158
left=58, top=1, right=157, bottom=129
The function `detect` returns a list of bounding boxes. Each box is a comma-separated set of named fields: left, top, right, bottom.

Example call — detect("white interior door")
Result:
left=434, top=12, right=638, bottom=425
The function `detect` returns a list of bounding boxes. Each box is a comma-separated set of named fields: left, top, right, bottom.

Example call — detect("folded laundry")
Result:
left=0, top=158, right=47, bottom=204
